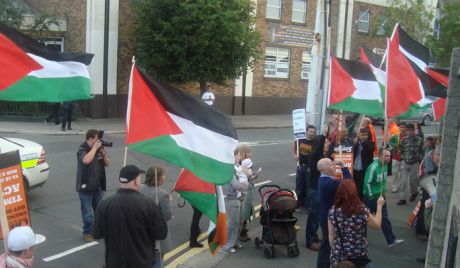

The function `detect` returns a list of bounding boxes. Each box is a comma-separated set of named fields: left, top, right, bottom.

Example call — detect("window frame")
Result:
left=292, top=0, right=307, bottom=24
left=301, top=51, right=311, bottom=80
left=264, top=47, right=291, bottom=79
left=266, top=0, right=282, bottom=20
left=357, top=9, right=370, bottom=34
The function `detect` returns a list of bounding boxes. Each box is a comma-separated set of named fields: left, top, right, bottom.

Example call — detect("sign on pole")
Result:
left=332, top=146, right=354, bottom=179
left=292, top=109, right=307, bottom=139
left=0, top=150, right=30, bottom=240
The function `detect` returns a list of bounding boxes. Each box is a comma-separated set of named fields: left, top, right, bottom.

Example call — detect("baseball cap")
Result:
left=241, top=159, right=253, bottom=169
left=7, top=226, right=46, bottom=251
left=119, top=165, right=145, bottom=183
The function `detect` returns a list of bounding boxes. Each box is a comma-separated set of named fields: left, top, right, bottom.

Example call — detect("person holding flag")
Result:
left=363, top=149, right=404, bottom=247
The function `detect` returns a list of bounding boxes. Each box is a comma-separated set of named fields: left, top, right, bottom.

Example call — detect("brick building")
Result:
left=18, top=0, right=437, bottom=118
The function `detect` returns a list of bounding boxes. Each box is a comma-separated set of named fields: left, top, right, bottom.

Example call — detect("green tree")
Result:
left=133, top=0, right=261, bottom=93
left=0, top=0, right=60, bottom=39
left=376, top=0, right=434, bottom=43
left=427, top=2, right=460, bottom=67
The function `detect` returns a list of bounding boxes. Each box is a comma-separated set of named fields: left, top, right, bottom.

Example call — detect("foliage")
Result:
left=0, top=0, right=24, bottom=29
left=133, top=0, right=261, bottom=92
left=0, top=0, right=60, bottom=39
left=375, top=0, right=434, bottom=43
left=426, top=1, right=460, bottom=67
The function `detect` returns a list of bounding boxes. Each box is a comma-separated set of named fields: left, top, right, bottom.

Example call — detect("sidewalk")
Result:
left=0, top=114, right=292, bottom=135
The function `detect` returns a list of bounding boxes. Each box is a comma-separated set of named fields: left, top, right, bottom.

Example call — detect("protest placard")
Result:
left=0, top=150, right=30, bottom=240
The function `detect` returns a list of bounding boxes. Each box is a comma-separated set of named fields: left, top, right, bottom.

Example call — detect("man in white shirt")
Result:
left=202, top=85, right=215, bottom=106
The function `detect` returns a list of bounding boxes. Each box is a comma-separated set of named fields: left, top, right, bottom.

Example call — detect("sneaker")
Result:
left=389, top=239, right=405, bottom=247
left=391, top=187, right=399, bottom=193
left=409, top=193, right=418, bottom=201
left=234, top=243, right=243, bottom=249
left=397, top=200, right=407, bottom=205
left=83, top=234, right=94, bottom=242
left=219, top=248, right=236, bottom=254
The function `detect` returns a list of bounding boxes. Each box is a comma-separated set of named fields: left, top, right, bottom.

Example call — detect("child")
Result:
left=139, top=166, right=172, bottom=268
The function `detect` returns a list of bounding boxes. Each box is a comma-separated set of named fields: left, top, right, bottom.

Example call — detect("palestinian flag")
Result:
left=359, top=47, right=386, bottom=106
left=0, top=23, right=93, bottom=102
left=328, top=57, right=384, bottom=118
left=386, top=25, right=447, bottom=118
left=174, top=169, right=226, bottom=255
left=126, top=65, right=238, bottom=185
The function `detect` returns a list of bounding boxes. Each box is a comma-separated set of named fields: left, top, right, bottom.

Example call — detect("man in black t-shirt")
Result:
left=293, top=125, right=326, bottom=251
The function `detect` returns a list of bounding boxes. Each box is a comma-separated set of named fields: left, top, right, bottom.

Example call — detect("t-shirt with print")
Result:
left=297, top=138, right=316, bottom=165
left=328, top=206, right=370, bottom=263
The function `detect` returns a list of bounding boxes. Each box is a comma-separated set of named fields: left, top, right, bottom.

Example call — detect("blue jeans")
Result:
left=317, top=218, right=330, bottom=268
left=364, top=197, right=396, bottom=245
left=79, top=190, right=103, bottom=235
left=306, top=188, right=320, bottom=246
left=295, top=165, right=310, bottom=207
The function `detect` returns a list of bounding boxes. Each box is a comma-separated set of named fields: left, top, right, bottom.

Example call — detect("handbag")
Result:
left=333, top=207, right=372, bottom=268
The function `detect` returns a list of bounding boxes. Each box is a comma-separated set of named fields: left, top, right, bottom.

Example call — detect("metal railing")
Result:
left=0, top=102, right=49, bottom=116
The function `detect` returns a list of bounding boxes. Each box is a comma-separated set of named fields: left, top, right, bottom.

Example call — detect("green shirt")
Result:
left=363, top=159, right=388, bottom=199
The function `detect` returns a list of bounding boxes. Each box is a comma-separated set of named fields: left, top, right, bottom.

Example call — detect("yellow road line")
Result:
left=165, top=244, right=209, bottom=268
left=164, top=203, right=264, bottom=266
left=164, top=233, right=207, bottom=261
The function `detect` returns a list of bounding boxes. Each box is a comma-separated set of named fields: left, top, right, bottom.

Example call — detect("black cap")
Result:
left=119, top=165, right=145, bottom=183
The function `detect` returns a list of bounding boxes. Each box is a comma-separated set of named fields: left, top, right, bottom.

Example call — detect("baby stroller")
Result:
left=254, top=185, right=299, bottom=258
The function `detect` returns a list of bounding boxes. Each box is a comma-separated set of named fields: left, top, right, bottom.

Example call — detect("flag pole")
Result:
left=124, top=56, right=136, bottom=167
left=380, top=38, right=390, bottom=195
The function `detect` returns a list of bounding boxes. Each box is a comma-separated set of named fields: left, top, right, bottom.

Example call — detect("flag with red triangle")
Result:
left=126, top=64, right=238, bottom=185
left=0, top=23, right=93, bottom=102
left=328, top=57, right=384, bottom=117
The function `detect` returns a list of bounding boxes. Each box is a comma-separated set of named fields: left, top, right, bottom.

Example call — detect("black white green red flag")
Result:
left=174, top=169, right=226, bottom=255
left=328, top=57, right=384, bottom=117
left=126, top=65, right=238, bottom=185
left=386, top=25, right=447, bottom=118
left=0, top=23, right=93, bottom=102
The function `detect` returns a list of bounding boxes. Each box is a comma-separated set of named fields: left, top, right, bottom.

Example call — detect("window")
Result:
left=264, top=47, right=290, bottom=78
left=376, top=16, right=387, bottom=36
left=292, top=0, right=307, bottom=23
left=357, top=9, right=370, bottom=33
left=301, top=51, right=311, bottom=80
left=266, top=0, right=282, bottom=20
left=41, top=37, right=64, bottom=52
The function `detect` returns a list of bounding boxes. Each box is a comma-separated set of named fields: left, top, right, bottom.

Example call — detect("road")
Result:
left=0, top=124, right=439, bottom=267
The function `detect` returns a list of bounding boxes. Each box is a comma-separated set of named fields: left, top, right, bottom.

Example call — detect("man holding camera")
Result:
left=76, top=129, right=111, bottom=242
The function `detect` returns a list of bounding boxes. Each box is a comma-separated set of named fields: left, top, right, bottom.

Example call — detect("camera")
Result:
left=97, top=130, right=113, bottom=147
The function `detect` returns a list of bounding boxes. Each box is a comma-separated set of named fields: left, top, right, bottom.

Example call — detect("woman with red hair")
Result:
left=328, top=180, right=384, bottom=267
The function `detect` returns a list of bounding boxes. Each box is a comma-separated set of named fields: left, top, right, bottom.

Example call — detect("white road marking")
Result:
left=254, top=180, right=272, bottom=187
left=43, top=241, right=99, bottom=262
left=289, top=173, right=296, bottom=176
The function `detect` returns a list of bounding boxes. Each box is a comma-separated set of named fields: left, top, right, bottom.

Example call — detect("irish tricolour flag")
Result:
left=328, top=57, right=384, bottom=118
left=126, top=65, right=238, bottom=185
left=0, top=23, right=93, bottom=102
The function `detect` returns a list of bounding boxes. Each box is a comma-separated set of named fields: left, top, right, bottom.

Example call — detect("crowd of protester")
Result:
left=294, top=114, right=441, bottom=267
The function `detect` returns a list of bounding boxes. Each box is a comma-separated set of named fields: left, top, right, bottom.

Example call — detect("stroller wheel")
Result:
left=255, top=237, right=262, bottom=248
left=264, top=247, right=275, bottom=258
left=287, top=246, right=300, bottom=257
